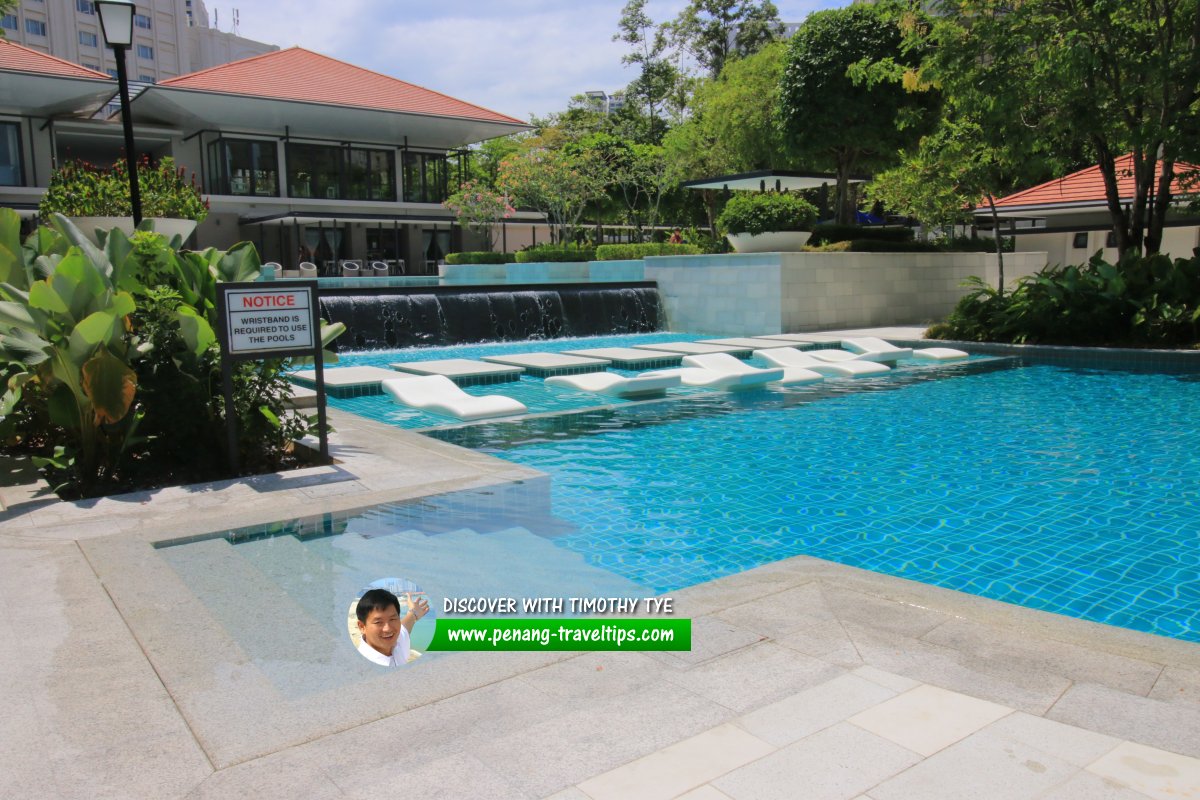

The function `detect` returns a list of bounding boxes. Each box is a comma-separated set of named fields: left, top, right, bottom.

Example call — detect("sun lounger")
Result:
left=681, top=352, right=822, bottom=386
left=638, top=353, right=785, bottom=389
left=842, top=336, right=968, bottom=361
left=545, top=371, right=681, bottom=398
left=755, top=347, right=890, bottom=377
left=381, top=375, right=526, bottom=420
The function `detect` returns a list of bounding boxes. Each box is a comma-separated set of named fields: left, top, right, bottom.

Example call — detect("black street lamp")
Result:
left=96, top=0, right=142, bottom=226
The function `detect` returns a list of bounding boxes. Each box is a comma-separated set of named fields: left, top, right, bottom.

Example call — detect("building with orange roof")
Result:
left=0, top=41, right=540, bottom=271
left=974, top=154, right=1200, bottom=264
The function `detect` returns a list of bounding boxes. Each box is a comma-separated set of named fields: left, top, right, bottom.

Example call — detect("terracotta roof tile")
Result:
left=157, top=47, right=523, bottom=125
left=0, top=39, right=111, bottom=80
left=994, top=154, right=1199, bottom=209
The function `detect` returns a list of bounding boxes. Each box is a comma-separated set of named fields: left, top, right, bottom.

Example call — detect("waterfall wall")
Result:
left=318, top=284, right=664, bottom=351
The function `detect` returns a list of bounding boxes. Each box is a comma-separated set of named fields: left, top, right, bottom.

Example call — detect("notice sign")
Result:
left=223, top=286, right=315, bottom=356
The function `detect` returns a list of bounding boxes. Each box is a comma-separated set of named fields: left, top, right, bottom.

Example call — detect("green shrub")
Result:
left=0, top=211, right=343, bottom=498
left=717, top=193, right=819, bottom=236
left=39, top=157, right=209, bottom=223
left=445, top=251, right=508, bottom=265
left=931, top=251, right=1200, bottom=347
left=595, top=243, right=702, bottom=260
left=515, top=244, right=597, bottom=263
left=807, top=224, right=914, bottom=246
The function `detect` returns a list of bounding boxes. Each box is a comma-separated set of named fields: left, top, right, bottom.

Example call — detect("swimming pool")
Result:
left=426, top=353, right=1198, bottom=643
left=261, top=338, right=1200, bottom=644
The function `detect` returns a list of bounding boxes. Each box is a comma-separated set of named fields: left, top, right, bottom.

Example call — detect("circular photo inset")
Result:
left=348, top=577, right=432, bottom=667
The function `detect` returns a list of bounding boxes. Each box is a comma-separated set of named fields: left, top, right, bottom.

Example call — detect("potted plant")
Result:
left=39, top=156, right=209, bottom=244
left=717, top=192, right=819, bottom=253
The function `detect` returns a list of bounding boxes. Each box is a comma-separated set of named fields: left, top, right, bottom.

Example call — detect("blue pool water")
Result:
left=423, top=358, right=1200, bottom=642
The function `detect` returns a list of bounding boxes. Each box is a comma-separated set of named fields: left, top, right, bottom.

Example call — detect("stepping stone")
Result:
left=754, top=333, right=833, bottom=345
left=284, top=383, right=318, bottom=409
left=634, top=342, right=753, bottom=358
left=701, top=337, right=799, bottom=350
left=389, top=358, right=523, bottom=386
left=290, top=366, right=397, bottom=397
left=561, top=347, right=683, bottom=370
left=481, top=352, right=610, bottom=378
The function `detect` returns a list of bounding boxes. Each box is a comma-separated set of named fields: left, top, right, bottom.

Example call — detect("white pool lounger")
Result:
left=755, top=347, right=891, bottom=377
left=381, top=375, right=527, bottom=420
left=642, top=353, right=799, bottom=389
left=842, top=336, right=968, bottom=361
left=544, top=371, right=681, bottom=398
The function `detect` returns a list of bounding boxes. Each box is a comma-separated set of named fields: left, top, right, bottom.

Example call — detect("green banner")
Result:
left=426, top=618, right=691, bottom=651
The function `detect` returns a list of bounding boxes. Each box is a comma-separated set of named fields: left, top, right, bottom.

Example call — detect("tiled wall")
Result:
left=645, top=252, right=1047, bottom=335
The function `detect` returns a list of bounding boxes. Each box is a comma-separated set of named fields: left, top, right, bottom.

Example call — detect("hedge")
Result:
left=807, top=224, right=914, bottom=247
left=595, top=243, right=702, bottom=260
left=444, top=251, right=510, bottom=264
left=515, top=245, right=597, bottom=263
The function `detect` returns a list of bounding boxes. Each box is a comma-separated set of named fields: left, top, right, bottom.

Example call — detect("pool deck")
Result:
left=2, top=327, right=1200, bottom=799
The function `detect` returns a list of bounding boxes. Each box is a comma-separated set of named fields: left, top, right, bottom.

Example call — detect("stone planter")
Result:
left=725, top=231, right=811, bottom=253
left=68, top=216, right=198, bottom=246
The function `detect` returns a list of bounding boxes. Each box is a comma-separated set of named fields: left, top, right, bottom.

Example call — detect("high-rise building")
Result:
left=0, top=0, right=276, bottom=83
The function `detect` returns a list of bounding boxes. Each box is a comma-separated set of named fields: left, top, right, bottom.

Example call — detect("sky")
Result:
left=205, top=0, right=844, bottom=122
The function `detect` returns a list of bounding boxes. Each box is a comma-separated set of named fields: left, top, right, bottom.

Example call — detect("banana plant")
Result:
left=0, top=211, right=141, bottom=490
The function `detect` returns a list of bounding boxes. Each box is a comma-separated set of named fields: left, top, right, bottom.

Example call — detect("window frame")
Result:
left=1071, top=232, right=1088, bottom=249
left=0, top=121, right=26, bottom=188
left=206, top=136, right=281, bottom=198
left=25, top=18, right=47, bottom=36
left=76, top=0, right=95, bottom=14
left=0, top=14, right=17, bottom=30
left=401, top=151, right=450, bottom=204
left=134, top=13, right=152, bottom=29
left=136, top=43, right=154, bottom=60
left=285, top=142, right=395, bottom=202
left=79, top=30, right=98, bottom=47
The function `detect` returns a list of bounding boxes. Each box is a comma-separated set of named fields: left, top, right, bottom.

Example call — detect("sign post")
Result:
left=214, top=280, right=328, bottom=475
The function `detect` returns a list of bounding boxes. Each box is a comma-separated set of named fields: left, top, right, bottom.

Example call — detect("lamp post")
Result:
left=96, top=0, right=141, bottom=226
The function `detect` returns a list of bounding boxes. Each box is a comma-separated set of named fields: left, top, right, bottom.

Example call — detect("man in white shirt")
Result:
left=355, top=588, right=430, bottom=667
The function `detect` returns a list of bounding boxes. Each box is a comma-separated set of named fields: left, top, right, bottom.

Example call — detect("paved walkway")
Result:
left=2, top=328, right=1199, bottom=799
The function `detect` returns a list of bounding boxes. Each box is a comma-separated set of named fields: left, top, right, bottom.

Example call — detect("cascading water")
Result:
left=319, top=286, right=664, bottom=351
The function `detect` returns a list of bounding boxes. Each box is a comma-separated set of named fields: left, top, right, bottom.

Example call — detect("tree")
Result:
left=443, top=181, right=514, bottom=251
left=497, top=138, right=608, bottom=244
left=690, top=41, right=791, bottom=172
left=921, top=0, right=1200, bottom=258
left=778, top=2, right=937, bottom=224
left=614, top=0, right=681, bottom=141
left=669, top=0, right=784, bottom=77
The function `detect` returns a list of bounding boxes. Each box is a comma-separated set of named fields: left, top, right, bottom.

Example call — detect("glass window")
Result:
left=402, top=152, right=449, bottom=203
left=79, top=30, right=98, bottom=46
left=0, top=14, right=16, bottom=30
left=106, top=68, right=119, bottom=78
left=25, top=19, right=47, bottom=36
left=0, top=123, right=24, bottom=187
left=77, top=0, right=94, bottom=14
left=1105, top=230, right=1117, bottom=248
left=134, top=13, right=152, bottom=29
left=136, top=44, right=154, bottom=59
left=1072, top=232, right=1088, bottom=249
left=207, top=138, right=279, bottom=197
left=83, top=62, right=99, bottom=70
left=286, top=143, right=394, bottom=201
left=138, top=74, right=155, bottom=83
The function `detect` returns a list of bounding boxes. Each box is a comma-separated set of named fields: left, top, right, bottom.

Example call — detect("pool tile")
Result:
left=1087, top=741, right=1200, bottom=800
left=1047, top=683, right=1200, bottom=758
left=735, top=673, right=898, bottom=747
left=713, top=722, right=921, bottom=800
left=848, top=684, right=1012, bottom=756
left=575, top=723, right=774, bottom=800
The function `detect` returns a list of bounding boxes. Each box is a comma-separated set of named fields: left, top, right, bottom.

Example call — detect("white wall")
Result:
left=645, top=251, right=1048, bottom=336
